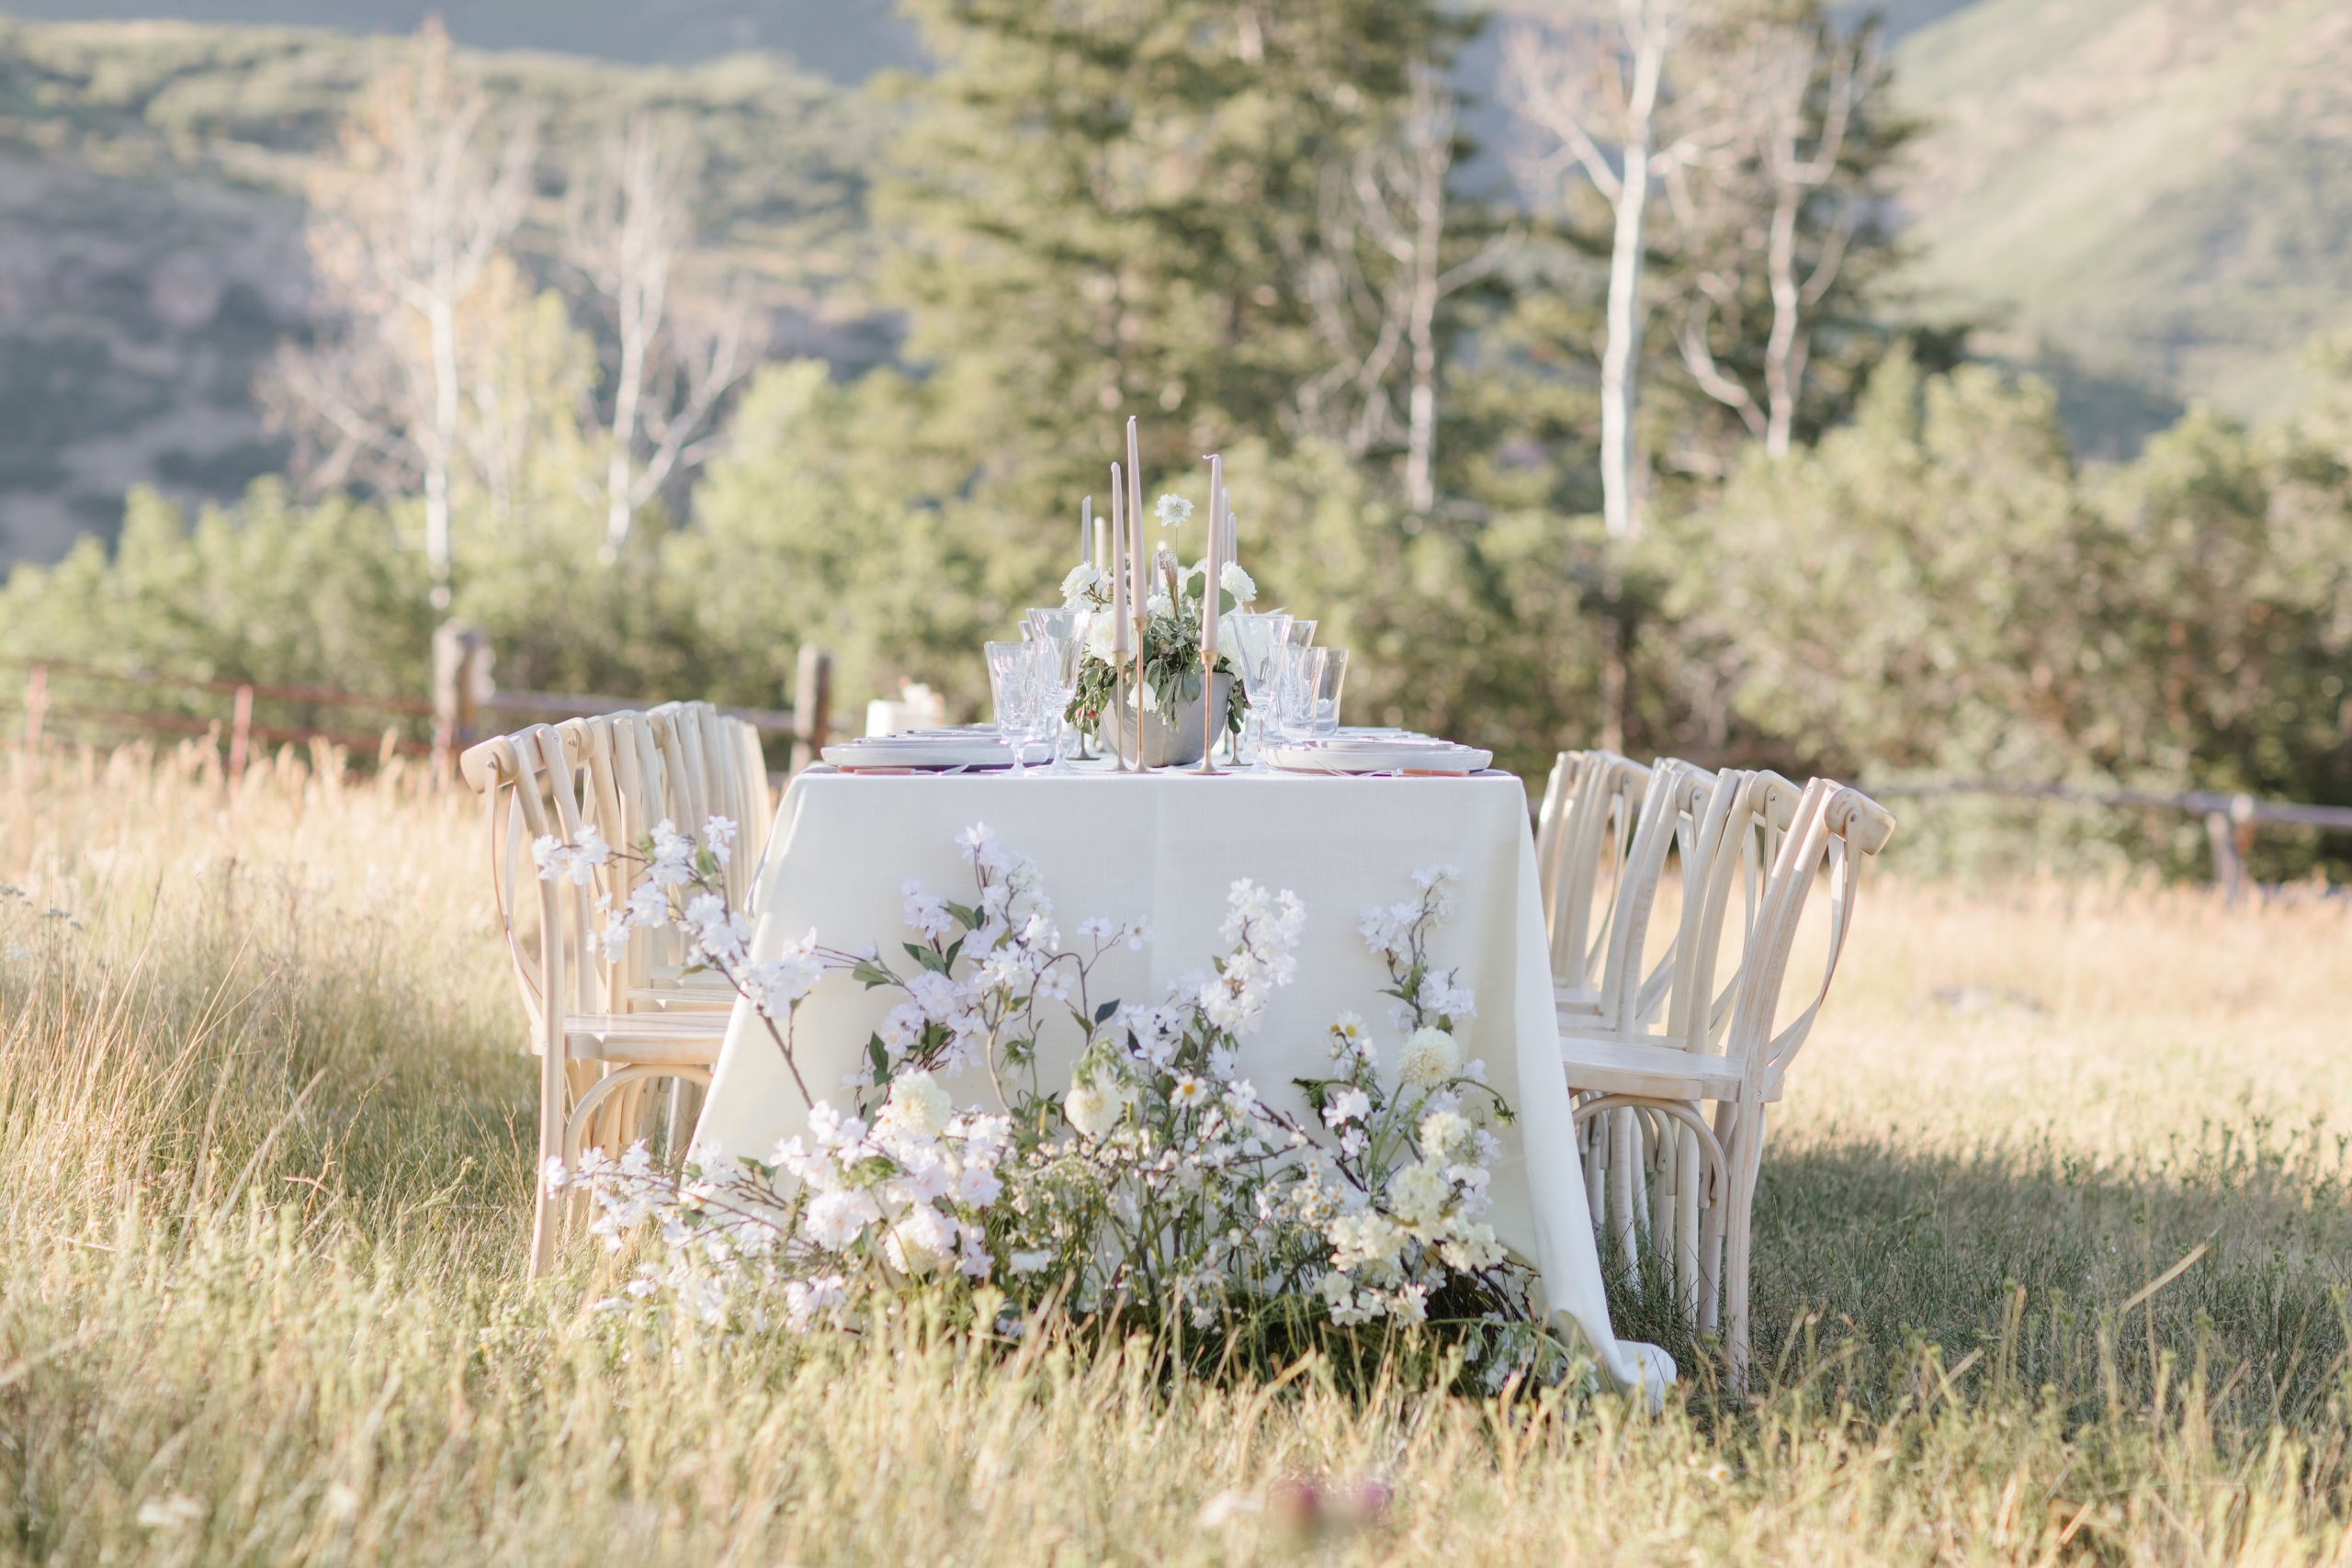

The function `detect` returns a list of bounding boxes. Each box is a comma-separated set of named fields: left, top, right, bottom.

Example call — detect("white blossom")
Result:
left=1397, top=1025, right=1461, bottom=1088
left=1155, top=493, right=1193, bottom=528
left=1219, top=560, right=1257, bottom=604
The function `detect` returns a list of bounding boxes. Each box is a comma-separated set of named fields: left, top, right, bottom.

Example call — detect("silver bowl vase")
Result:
left=1104, top=672, right=1235, bottom=768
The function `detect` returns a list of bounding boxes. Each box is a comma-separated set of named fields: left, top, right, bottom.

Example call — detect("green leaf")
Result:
left=866, top=1033, right=890, bottom=1086
left=1094, top=998, right=1119, bottom=1024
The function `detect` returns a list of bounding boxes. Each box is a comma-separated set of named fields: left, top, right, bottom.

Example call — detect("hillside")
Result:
left=0, top=18, right=889, bottom=564
left=1889, top=0, right=2352, bottom=453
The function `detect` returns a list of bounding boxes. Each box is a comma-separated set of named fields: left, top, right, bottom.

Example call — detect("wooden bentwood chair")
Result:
left=1540, top=752, right=1894, bottom=1385
left=462, top=707, right=771, bottom=1274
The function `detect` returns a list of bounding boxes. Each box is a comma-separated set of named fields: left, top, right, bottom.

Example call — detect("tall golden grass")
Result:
left=3, top=743, right=2349, bottom=1563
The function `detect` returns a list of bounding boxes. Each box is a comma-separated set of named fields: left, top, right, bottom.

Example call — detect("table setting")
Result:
left=683, top=417, right=1670, bottom=1394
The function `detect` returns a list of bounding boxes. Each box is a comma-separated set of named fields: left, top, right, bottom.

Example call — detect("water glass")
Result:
left=1275, top=645, right=1328, bottom=746
left=1312, top=649, right=1348, bottom=738
left=1285, top=618, right=1318, bottom=649
left=984, top=640, right=1036, bottom=775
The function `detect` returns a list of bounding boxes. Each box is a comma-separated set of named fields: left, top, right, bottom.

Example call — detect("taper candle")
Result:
left=1080, top=495, right=1092, bottom=567
left=1201, top=454, right=1222, bottom=655
left=1109, top=465, right=1128, bottom=656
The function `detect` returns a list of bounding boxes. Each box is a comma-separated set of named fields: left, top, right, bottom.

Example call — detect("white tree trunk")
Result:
left=425, top=285, right=458, bottom=610
left=1600, top=29, right=1667, bottom=541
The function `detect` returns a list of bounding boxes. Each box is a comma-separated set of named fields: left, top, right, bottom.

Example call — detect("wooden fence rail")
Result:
left=6, top=622, right=833, bottom=782
left=1863, top=776, right=2352, bottom=900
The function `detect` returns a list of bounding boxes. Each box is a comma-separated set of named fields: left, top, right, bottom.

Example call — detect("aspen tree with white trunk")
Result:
left=275, top=20, right=537, bottom=609
left=1670, top=21, right=1868, bottom=459
left=564, top=110, right=757, bottom=559
left=1296, top=67, right=1514, bottom=515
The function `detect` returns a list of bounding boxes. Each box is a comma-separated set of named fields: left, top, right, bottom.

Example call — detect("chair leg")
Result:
left=1582, top=1104, right=1606, bottom=1229
left=1724, top=1103, right=1769, bottom=1393
left=1675, top=1123, right=1702, bottom=1322
left=1609, top=1108, right=1640, bottom=1272
left=528, top=1042, right=567, bottom=1279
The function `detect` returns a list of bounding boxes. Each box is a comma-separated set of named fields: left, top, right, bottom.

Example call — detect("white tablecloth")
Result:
left=695, top=765, right=1670, bottom=1393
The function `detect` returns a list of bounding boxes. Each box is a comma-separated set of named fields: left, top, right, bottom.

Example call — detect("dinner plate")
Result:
left=1263, top=742, right=1492, bottom=775
left=821, top=736, right=1048, bottom=770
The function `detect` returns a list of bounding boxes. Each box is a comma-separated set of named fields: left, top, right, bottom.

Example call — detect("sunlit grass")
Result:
left=3, top=743, right=2349, bottom=1564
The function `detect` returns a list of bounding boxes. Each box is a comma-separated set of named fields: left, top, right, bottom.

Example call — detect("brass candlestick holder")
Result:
left=1194, top=644, right=1222, bottom=775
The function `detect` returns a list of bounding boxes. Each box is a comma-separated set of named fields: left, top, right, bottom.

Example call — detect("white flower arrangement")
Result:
left=535, top=827, right=1560, bottom=1389
left=1060, top=562, right=1110, bottom=611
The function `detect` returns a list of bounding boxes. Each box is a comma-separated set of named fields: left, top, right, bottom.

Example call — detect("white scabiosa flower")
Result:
left=1396, top=1025, right=1461, bottom=1088
left=1063, top=1075, right=1125, bottom=1139
left=880, top=1069, right=954, bottom=1142
left=1155, top=493, right=1193, bottom=528
left=1219, top=560, right=1257, bottom=604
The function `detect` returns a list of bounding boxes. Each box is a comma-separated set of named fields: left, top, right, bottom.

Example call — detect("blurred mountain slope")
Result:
left=1889, top=0, right=2352, bottom=452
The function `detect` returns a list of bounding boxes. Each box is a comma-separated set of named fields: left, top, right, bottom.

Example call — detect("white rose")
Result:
left=1059, top=562, right=1105, bottom=608
left=1085, top=613, right=1117, bottom=660
left=1219, top=560, right=1257, bottom=604
left=1146, top=591, right=1172, bottom=618
left=880, top=1069, right=953, bottom=1141
left=1396, top=1026, right=1460, bottom=1088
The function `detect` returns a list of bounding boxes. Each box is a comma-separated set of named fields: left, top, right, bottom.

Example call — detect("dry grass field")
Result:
left=4, top=744, right=2351, bottom=1564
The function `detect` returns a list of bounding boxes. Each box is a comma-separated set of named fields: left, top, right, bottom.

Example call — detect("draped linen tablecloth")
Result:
left=695, top=765, right=1671, bottom=1393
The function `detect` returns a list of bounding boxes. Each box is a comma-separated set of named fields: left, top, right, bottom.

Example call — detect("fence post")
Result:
left=21, top=664, right=46, bottom=751
left=2205, top=800, right=2251, bottom=904
left=227, top=683, right=254, bottom=782
left=431, top=619, right=487, bottom=777
left=790, top=645, right=832, bottom=774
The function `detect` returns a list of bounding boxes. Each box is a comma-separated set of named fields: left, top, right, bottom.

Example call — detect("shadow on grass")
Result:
left=1603, top=1119, right=2352, bottom=1434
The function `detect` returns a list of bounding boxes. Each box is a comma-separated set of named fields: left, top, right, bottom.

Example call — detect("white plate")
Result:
left=1264, top=743, right=1491, bottom=775
left=822, top=738, right=1047, bottom=770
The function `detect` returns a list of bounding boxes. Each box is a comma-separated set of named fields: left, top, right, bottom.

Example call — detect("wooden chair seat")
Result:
left=1556, top=1032, right=1747, bottom=1103
left=555, top=1011, right=728, bottom=1065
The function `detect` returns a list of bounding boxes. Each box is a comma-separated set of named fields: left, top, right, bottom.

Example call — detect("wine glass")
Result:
left=1023, top=607, right=1092, bottom=773
left=1224, top=611, right=1294, bottom=769
left=1312, top=649, right=1349, bottom=738
left=985, top=640, right=1037, bottom=776
left=1285, top=618, right=1318, bottom=649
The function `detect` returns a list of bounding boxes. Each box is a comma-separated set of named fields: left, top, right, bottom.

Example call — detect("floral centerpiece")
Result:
left=1059, top=492, right=1255, bottom=756
left=536, top=817, right=1573, bottom=1392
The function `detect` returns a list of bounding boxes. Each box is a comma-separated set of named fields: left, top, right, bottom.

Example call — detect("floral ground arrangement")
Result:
left=6, top=747, right=2352, bottom=1564
left=543, top=817, right=1544, bottom=1385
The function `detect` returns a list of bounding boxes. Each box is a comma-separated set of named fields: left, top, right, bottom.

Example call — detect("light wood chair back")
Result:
left=1653, top=767, right=1807, bottom=1061
left=1535, top=750, right=1651, bottom=1004
left=1584, top=758, right=1717, bottom=1035
left=1722, top=779, right=1894, bottom=1102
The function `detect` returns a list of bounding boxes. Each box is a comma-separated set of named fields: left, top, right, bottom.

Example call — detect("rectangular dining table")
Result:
left=693, top=762, right=1671, bottom=1393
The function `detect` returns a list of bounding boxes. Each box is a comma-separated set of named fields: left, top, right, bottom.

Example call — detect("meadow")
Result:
left=4, top=744, right=2351, bottom=1564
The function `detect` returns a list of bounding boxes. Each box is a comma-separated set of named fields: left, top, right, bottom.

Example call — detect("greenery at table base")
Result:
left=536, top=818, right=1571, bottom=1392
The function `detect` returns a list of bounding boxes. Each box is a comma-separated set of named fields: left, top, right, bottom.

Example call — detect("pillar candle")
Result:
left=1201, top=453, right=1222, bottom=654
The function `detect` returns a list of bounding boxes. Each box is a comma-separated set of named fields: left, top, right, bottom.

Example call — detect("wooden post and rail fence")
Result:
left=5, top=642, right=2345, bottom=896
left=5, top=620, right=833, bottom=784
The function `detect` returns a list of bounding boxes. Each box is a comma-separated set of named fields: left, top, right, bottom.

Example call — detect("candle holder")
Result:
left=1194, top=645, right=1222, bottom=775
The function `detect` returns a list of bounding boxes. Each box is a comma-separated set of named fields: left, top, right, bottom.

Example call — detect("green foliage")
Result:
left=0, top=481, right=435, bottom=699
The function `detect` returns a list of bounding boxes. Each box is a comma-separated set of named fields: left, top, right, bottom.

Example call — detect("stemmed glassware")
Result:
left=984, top=640, right=1038, bottom=777
left=1224, top=611, right=1295, bottom=769
left=1023, top=607, right=1092, bottom=773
